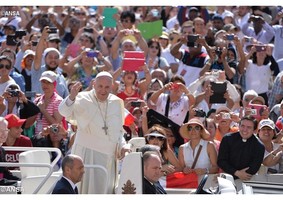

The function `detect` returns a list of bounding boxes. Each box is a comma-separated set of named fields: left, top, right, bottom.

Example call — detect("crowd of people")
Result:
left=0, top=5, right=283, bottom=194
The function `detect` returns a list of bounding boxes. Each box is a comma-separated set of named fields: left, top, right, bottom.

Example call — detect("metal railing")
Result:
left=0, top=147, right=62, bottom=194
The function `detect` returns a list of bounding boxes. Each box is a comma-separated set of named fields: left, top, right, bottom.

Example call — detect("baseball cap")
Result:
left=23, top=50, right=35, bottom=59
left=47, top=34, right=60, bottom=42
left=189, top=7, right=199, bottom=12
left=39, top=71, right=57, bottom=83
left=5, top=114, right=26, bottom=128
left=258, top=119, right=275, bottom=130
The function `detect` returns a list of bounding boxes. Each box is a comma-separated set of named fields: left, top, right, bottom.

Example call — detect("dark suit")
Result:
left=143, top=178, right=166, bottom=194
left=52, top=177, right=78, bottom=194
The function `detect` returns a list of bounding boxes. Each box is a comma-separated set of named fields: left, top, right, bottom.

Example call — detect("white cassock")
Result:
left=59, top=89, right=126, bottom=194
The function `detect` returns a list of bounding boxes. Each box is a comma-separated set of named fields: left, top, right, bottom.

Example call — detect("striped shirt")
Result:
left=34, top=92, right=63, bottom=135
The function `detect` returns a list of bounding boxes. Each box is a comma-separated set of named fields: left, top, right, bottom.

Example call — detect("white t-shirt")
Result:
left=245, top=60, right=271, bottom=94
left=155, top=93, right=189, bottom=125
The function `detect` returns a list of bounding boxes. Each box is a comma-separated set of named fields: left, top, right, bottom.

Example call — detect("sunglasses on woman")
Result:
left=187, top=125, right=202, bottom=132
left=0, top=64, right=11, bottom=70
left=148, top=135, right=165, bottom=141
left=150, top=45, right=159, bottom=50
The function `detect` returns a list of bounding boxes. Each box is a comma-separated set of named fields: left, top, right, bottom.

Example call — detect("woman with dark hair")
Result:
left=63, top=48, right=112, bottom=90
left=149, top=74, right=195, bottom=125
left=146, top=38, right=169, bottom=73
left=178, top=118, right=218, bottom=175
left=145, top=124, right=181, bottom=175
left=32, top=123, right=69, bottom=170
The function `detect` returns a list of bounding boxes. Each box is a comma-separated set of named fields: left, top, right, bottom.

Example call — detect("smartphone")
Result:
left=187, top=34, right=199, bottom=47
left=15, top=30, right=27, bottom=39
left=171, top=83, right=179, bottom=90
left=48, top=27, right=58, bottom=34
left=131, top=101, right=141, bottom=107
left=32, top=41, right=38, bottom=46
left=245, top=37, right=252, bottom=43
left=6, top=35, right=18, bottom=46
left=87, top=51, right=98, bottom=58
left=226, top=34, right=234, bottom=41
left=255, top=45, right=266, bottom=52
left=84, top=27, right=94, bottom=33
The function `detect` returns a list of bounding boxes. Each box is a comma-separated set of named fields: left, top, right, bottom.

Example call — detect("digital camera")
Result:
left=9, top=89, right=20, bottom=97
left=51, top=125, right=59, bottom=134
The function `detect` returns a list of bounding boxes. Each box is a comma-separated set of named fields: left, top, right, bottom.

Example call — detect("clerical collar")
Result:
left=242, top=139, right=247, bottom=142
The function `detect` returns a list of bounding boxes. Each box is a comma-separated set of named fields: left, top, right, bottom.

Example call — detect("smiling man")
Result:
left=217, top=115, right=265, bottom=181
left=58, top=71, right=131, bottom=194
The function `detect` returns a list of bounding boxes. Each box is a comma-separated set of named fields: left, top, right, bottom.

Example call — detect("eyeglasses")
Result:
left=0, top=64, right=11, bottom=70
left=187, top=125, right=202, bottom=132
left=148, top=135, right=165, bottom=141
left=121, top=19, right=130, bottom=23
left=150, top=45, right=159, bottom=50
left=0, top=129, right=9, bottom=133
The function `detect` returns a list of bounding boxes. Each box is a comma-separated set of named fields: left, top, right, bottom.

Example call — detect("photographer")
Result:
left=149, top=75, right=195, bottom=126
left=242, top=14, right=274, bottom=44
left=0, top=83, right=40, bottom=138
left=62, top=48, right=111, bottom=91
left=199, top=38, right=236, bottom=83
left=32, top=123, right=69, bottom=170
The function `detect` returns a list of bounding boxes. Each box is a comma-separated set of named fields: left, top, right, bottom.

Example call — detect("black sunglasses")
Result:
left=187, top=125, right=202, bottom=132
left=148, top=135, right=165, bottom=141
left=150, top=45, right=159, bottom=50
left=0, top=64, right=11, bottom=70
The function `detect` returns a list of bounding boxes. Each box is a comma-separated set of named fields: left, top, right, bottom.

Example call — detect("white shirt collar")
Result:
left=63, top=176, right=77, bottom=190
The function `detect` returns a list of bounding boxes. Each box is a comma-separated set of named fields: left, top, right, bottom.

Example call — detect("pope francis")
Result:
left=59, top=71, right=130, bottom=194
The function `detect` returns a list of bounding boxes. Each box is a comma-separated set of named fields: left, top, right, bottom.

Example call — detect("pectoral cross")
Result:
left=102, top=122, right=108, bottom=135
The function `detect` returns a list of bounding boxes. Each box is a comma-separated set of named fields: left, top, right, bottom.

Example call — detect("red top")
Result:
left=3, top=135, right=33, bottom=164
left=117, top=90, right=142, bottom=101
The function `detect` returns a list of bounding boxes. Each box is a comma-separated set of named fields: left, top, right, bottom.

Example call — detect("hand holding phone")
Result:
left=87, top=51, right=98, bottom=58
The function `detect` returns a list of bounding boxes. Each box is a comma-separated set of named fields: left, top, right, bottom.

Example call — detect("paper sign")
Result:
left=122, top=51, right=145, bottom=71
left=103, top=7, right=118, bottom=28
left=137, top=20, right=163, bottom=40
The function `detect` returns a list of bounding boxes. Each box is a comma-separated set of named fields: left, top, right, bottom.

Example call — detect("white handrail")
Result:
left=1, top=147, right=62, bottom=194
left=84, top=164, right=109, bottom=194
left=3, top=147, right=62, bottom=168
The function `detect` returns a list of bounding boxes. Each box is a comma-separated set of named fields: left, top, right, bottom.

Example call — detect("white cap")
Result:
left=23, top=50, right=35, bottom=59
left=39, top=71, right=57, bottom=83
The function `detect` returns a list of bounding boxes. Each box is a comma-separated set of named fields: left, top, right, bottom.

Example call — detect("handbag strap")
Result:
left=191, top=145, right=202, bottom=169
left=164, top=95, right=170, bottom=117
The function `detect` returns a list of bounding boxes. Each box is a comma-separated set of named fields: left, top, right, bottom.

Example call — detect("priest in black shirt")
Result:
left=217, top=115, right=265, bottom=181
